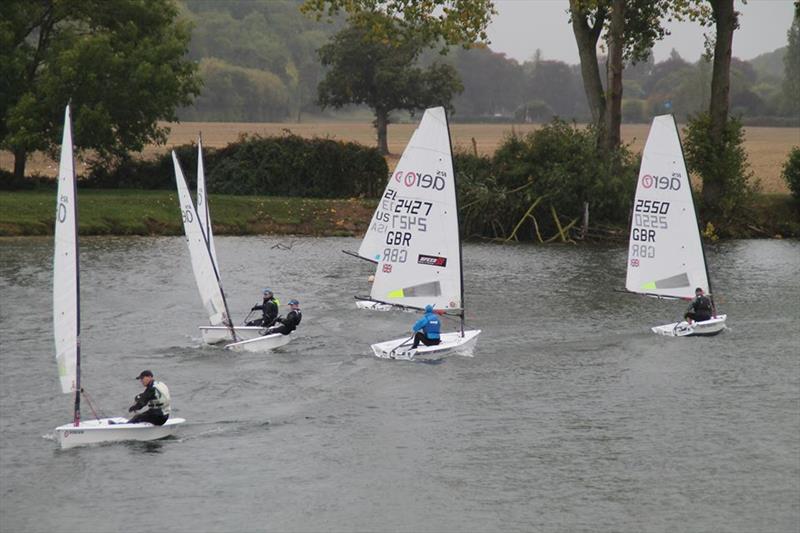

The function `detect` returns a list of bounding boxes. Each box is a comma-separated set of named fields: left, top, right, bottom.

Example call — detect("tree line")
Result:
left=177, top=0, right=796, bottom=127
left=2, top=0, right=798, bottom=229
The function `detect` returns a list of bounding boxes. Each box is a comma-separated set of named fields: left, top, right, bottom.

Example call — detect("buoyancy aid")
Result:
left=694, top=295, right=712, bottom=314
left=148, top=381, right=171, bottom=414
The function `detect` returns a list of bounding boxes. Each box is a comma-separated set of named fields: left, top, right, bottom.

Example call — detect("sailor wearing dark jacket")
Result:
left=411, top=304, right=442, bottom=348
left=266, top=299, right=302, bottom=335
left=127, top=370, right=171, bottom=426
left=248, top=288, right=279, bottom=327
left=684, top=287, right=715, bottom=324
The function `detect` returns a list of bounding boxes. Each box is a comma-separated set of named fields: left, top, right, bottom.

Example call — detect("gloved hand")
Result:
left=128, top=405, right=137, bottom=413
left=251, top=306, right=259, bottom=311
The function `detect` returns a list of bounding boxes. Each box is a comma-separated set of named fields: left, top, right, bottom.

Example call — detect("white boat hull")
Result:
left=355, top=299, right=414, bottom=312
left=371, top=330, right=481, bottom=360
left=199, top=326, right=264, bottom=345
left=652, top=314, right=727, bottom=337
left=224, top=332, right=293, bottom=353
left=54, top=417, right=185, bottom=449
left=356, top=299, right=393, bottom=311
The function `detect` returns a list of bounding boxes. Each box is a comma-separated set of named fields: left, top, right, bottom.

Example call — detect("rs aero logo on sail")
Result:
left=641, top=173, right=681, bottom=190
left=394, top=170, right=445, bottom=190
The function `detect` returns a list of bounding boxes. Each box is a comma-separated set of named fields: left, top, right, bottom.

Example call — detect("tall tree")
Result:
left=568, top=0, right=679, bottom=152
left=783, top=2, right=800, bottom=118
left=0, top=0, right=200, bottom=179
left=302, top=0, right=495, bottom=47
left=317, top=12, right=462, bottom=154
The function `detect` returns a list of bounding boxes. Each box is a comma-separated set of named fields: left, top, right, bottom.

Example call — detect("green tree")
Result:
left=302, top=0, right=495, bottom=47
left=567, top=0, right=701, bottom=151
left=182, top=1, right=335, bottom=121
left=783, top=3, right=800, bottom=117
left=317, top=12, right=463, bottom=154
left=0, top=0, right=200, bottom=179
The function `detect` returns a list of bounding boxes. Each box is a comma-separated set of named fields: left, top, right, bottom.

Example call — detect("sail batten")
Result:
left=625, top=115, right=708, bottom=300
left=53, top=106, right=80, bottom=395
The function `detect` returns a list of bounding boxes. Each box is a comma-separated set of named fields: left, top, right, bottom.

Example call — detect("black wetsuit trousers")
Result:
left=127, top=409, right=168, bottom=426
left=411, top=332, right=441, bottom=349
left=685, top=312, right=712, bottom=322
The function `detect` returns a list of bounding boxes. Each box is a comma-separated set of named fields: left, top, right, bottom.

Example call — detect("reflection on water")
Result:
left=1, top=236, right=798, bottom=532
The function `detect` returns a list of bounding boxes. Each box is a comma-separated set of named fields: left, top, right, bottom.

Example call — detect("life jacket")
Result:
left=148, top=381, right=171, bottom=415
left=284, top=310, right=301, bottom=332
left=695, top=295, right=712, bottom=315
left=422, top=313, right=440, bottom=339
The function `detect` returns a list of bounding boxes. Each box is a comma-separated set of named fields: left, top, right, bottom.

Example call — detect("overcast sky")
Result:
left=485, top=0, right=796, bottom=65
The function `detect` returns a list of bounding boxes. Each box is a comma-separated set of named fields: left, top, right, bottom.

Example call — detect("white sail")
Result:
left=53, top=105, right=79, bottom=394
left=173, top=152, right=230, bottom=326
left=369, top=107, right=462, bottom=311
left=625, top=115, right=709, bottom=299
left=195, top=137, right=218, bottom=267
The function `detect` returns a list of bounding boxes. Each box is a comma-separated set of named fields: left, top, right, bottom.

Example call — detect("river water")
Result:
left=0, top=236, right=798, bottom=532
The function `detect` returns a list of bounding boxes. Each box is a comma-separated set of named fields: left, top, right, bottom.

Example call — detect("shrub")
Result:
left=85, top=134, right=388, bottom=198
left=782, top=146, right=800, bottom=201
left=455, top=119, right=638, bottom=240
left=683, top=113, right=757, bottom=222
left=208, top=134, right=387, bottom=197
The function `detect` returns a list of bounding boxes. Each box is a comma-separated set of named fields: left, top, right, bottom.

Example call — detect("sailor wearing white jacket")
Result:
left=127, top=370, right=171, bottom=426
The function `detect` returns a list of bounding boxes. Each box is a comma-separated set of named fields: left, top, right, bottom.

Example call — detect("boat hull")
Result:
left=371, top=330, right=481, bottom=360
left=652, top=314, right=727, bottom=337
left=54, top=417, right=185, bottom=449
left=199, top=326, right=263, bottom=345
left=224, top=332, right=293, bottom=353
left=356, top=299, right=393, bottom=311
left=355, top=299, right=415, bottom=312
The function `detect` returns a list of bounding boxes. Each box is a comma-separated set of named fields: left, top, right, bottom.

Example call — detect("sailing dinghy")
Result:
left=367, top=107, right=481, bottom=359
left=172, top=146, right=262, bottom=345
left=53, top=106, right=184, bottom=449
left=625, top=114, right=727, bottom=337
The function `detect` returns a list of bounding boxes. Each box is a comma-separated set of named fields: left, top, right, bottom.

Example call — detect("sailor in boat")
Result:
left=124, top=370, right=171, bottom=426
left=411, top=305, right=442, bottom=349
left=263, top=299, right=302, bottom=336
left=247, top=288, right=280, bottom=327
left=684, top=287, right=716, bottom=324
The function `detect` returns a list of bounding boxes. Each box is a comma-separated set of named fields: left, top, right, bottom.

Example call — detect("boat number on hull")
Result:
left=182, top=208, right=194, bottom=223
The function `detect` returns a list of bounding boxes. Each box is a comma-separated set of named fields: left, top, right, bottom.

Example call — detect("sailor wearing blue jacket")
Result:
left=411, top=304, right=442, bottom=349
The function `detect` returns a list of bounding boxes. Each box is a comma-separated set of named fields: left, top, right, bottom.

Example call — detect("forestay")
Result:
left=172, top=152, right=231, bottom=327
left=368, top=107, right=463, bottom=312
left=53, top=106, right=79, bottom=394
left=625, top=114, right=708, bottom=299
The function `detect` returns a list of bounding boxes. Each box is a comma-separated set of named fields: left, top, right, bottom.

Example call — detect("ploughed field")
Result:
left=2, top=122, right=796, bottom=194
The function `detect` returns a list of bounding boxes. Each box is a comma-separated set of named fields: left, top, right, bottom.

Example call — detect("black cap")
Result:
left=135, top=370, right=153, bottom=379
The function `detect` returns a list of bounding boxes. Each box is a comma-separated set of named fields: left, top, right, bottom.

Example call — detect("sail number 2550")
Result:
left=634, top=199, right=670, bottom=214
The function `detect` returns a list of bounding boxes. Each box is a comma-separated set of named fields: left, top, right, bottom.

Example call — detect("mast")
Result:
left=70, top=106, right=81, bottom=427
left=443, top=109, right=466, bottom=336
left=672, top=115, right=716, bottom=301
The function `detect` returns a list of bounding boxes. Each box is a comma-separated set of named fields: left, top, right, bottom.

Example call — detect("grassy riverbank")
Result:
left=1, top=189, right=796, bottom=238
left=0, top=189, right=377, bottom=237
